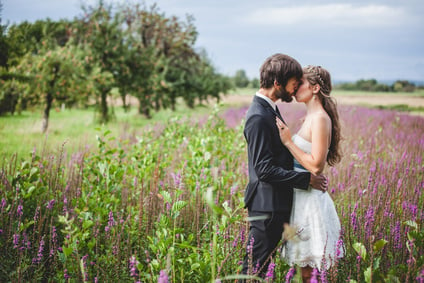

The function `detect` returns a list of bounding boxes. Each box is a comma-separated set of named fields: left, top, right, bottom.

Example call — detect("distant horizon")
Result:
left=332, top=79, right=424, bottom=86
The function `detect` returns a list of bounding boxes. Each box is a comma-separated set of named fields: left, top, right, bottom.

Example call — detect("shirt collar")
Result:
left=256, top=92, right=276, bottom=110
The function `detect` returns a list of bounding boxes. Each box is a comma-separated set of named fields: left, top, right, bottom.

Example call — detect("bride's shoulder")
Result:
left=312, top=111, right=331, bottom=123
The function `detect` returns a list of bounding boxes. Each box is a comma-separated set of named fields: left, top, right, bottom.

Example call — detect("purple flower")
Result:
left=310, top=268, right=319, bottom=283
left=232, top=235, right=239, bottom=248
left=409, top=204, right=418, bottom=220
left=364, top=207, right=375, bottom=239
left=416, top=269, right=424, bottom=283
left=285, top=267, right=296, bottom=282
left=32, top=237, right=45, bottom=264
left=1, top=198, right=6, bottom=211
left=108, top=211, right=115, bottom=227
left=158, top=269, right=169, bottom=283
left=64, top=269, right=70, bottom=279
left=81, top=254, right=89, bottom=281
left=129, top=255, right=139, bottom=278
left=265, top=262, right=275, bottom=280
left=105, top=211, right=116, bottom=232
left=17, top=204, right=23, bottom=217
left=63, top=196, right=68, bottom=213
left=350, top=207, right=358, bottom=233
left=230, top=184, right=238, bottom=195
left=33, top=206, right=40, bottom=222
left=171, top=172, right=182, bottom=188
left=394, top=221, right=402, bottom=250
left=320, top=267, right=327, bottom=283
left=22, top=232, right=31, bottom=250
left=247, top=236, right=254, bottom=254
left=46, top=199, right=56, bottom=210
left=13, top=234, right=19, bottom=249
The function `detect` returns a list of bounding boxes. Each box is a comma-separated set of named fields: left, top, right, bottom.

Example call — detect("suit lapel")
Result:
left=254, top=96, right=286, bottom=123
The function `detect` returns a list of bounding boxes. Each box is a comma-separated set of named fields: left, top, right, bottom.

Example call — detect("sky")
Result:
left=2, top=0, right=424, bottom=82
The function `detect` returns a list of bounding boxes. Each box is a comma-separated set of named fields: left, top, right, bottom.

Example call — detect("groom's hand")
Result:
left=310, top=174, right=328, bottom=193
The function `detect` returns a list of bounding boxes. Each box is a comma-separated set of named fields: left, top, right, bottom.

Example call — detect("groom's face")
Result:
left=278, top=77, right=300, bottom=102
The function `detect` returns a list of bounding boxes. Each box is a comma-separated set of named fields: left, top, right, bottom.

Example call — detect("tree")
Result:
left=121, top=3, right=200, bottom=116
left=121, top=3, right=231, bottom=117
left=17, top=43, right=93, bottom=132
left=74, top=1, right=124, bottom=123
left=233, top=69, right=249, bottom=88
left=5, top=19, right=72, bottom=68
left=249, top=77, right=260, bottom=89
left=393, top=80, right=415, bottom=92
left=0, top=78, right=28, bottom=115
left=0, top=1, right=8, bottom=68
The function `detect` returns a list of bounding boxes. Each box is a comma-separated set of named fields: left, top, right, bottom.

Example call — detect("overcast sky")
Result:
left=2, top=0, right=424, bottom=82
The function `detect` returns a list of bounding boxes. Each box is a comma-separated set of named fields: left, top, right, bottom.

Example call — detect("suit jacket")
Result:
left=243, top=95, right=311, bottom=212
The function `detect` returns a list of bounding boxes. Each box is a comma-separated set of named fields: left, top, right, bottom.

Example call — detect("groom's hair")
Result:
left=259, top=53, right=303, bottom=89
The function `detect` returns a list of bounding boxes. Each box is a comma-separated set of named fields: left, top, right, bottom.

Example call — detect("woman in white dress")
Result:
left=276, top=65, right=343, bottom=282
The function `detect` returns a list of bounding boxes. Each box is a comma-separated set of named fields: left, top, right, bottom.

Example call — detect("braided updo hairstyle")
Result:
left=304, top=65, right=342, bottom=166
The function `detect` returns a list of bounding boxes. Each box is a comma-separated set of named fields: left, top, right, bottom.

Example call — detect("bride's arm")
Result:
left=276, top=115, right=330, bottom=175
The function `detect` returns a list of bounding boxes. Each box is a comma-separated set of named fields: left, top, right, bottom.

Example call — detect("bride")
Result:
left=276, top=65, right=344, bottom=282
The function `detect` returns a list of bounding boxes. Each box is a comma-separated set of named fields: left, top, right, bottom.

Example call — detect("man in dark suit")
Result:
left=240, top=53, right=327, bottom=279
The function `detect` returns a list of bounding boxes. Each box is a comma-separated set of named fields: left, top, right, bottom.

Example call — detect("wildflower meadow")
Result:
left=0, top=103, right=423, bottom=282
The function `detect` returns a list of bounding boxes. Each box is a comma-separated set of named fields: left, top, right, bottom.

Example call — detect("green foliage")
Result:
left=233, top=69, right=250, bottom=88
left=0, top=108, right=249, bottom=282
left=0, top=78, right=28, bottom=115
left=392, top=80, right=416, bottom=92
left=336, top=79, right=390, bottom=92
left=15, top=42, right=96, bottom=132
left=352, top=239, right=391, bottom=282
left=1, top=1, right=232, bottom=126
left=335, top=79, right=417, bottom=92
left=249, top=77, right=260, bottom=89
left=5, top=19, right=71, bottom=68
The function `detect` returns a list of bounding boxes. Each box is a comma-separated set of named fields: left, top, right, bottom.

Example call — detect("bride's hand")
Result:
left=275, top=117, right=292, bottom=145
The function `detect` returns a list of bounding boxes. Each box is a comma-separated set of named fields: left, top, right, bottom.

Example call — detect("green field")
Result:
left=0, top=102, right=219, bottom=159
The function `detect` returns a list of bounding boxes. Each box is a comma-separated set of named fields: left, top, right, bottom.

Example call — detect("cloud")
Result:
left=245, top=4, right=413, bottom=28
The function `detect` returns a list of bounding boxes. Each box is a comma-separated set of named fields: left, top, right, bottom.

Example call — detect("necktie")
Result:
left=275, top=106, right=281, bottom=116
left=275, top=106, right=285, bottom=124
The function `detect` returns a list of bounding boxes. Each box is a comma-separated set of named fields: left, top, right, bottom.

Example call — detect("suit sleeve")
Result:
left=245, top=114, right=310, bottom=189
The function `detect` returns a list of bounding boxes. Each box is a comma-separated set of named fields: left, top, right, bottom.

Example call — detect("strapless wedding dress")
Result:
left=283, top=134, right=344, bottom=270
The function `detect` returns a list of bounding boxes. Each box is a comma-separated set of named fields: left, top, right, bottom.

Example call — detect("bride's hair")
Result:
left=304, top=65, right=342, bottom=166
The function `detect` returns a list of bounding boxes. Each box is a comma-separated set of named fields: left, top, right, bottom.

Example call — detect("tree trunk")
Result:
left=42, top=92, right=53, bottom=133
left=100, top=90, right=109, bottom=123
left=138, top=98, right=151, bottom=119
left=42, top=64, right=59, bottom=133
left=143, top=106, right=151, bottom=118
left=121, top=93, right=129, bottom=112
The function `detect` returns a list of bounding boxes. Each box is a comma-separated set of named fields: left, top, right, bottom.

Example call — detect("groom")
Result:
left=240, top=53, right=327, bottom=279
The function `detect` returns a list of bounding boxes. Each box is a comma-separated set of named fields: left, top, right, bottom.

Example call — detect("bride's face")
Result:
left=294, top=75, right=313, bottom=103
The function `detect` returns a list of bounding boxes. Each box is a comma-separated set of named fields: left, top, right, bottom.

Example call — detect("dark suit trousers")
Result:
left=241, top=210, right=290, bottom=279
